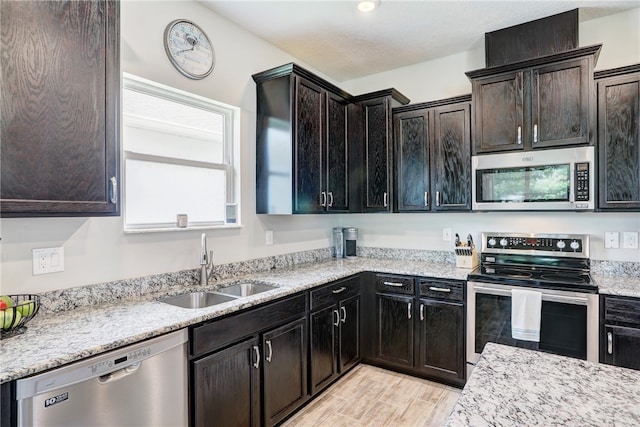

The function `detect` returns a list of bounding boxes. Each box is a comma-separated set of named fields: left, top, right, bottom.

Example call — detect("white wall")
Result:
left=1, top=3, right=639, bottom=295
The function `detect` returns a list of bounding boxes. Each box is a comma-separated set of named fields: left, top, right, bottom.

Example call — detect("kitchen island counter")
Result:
left=446, top=342, right=640, bottom=426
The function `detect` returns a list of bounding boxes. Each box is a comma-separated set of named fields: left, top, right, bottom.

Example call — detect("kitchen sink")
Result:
left=216, top=282, right=278, bottom=297
left=160, top=292, right=237, bottom=309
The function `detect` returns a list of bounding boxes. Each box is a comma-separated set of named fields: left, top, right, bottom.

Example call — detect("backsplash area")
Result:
left=37, top=247, right=638, bottom=313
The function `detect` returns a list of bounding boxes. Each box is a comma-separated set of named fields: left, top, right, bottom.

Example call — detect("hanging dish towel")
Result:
left=511, top=288, right=542, bottom=342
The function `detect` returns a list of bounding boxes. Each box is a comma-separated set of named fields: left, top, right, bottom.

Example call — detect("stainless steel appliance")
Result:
left=472, top=146, right=594, bottom=211
left=333, top=227, right=344, bottom=258
left=466, top=232, right=598, bottom=376
left=16, top=329, right=188, bottom=427
left=343, top=227, right=357, bottom=258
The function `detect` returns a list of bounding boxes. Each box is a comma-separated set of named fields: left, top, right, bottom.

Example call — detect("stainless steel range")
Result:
left=466, top=232, right=598, bottom=375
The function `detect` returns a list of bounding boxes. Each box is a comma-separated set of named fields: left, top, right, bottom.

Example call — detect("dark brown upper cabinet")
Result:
left=1, top=0, right=120, bottom=217
left=595, top=65, right=640, bottom=211
left=354, top=90, right=410, bottom=213
left=393, top=96, right=472, bottom=212
left=467, top=45, right=601, bottom=154
left=253, top=64, right=351, bottom=214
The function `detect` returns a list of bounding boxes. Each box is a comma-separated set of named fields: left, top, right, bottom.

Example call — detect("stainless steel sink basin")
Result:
left=216, top=283, right=278, bottom=297
left=160, top=292, right=237, bottom=309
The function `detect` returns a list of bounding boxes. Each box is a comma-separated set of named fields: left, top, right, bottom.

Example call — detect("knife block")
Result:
left=455, top=248, right=478, bottom=269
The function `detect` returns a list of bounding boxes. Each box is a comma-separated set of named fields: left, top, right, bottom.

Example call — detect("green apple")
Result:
left=16, top=301, right=37, bottom=318
left=0, top=295, right=14, bottom=308
left=1, top=309, right=21, bottom=330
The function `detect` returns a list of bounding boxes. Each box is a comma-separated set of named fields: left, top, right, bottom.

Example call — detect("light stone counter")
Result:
left=446, top=343, right=640, bottom=426
left=0, top=257, right=468, bottom=383
left=594, top=274, right=640, bottom=298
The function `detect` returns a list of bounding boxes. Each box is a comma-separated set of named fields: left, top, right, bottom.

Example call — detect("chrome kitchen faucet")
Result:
left=200, top=233, right=214, bottom=285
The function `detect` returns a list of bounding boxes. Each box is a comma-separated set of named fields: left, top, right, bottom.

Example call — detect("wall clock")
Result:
left=164, top=19, right=215, bottom=79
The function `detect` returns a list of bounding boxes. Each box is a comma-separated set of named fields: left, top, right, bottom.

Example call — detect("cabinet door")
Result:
left=309, top=305, right=338, bottom=395
left=472, top=71, right=524, bottom=154
left=326, top=93, right=350, bottom=211
left=193, top=338, right=261, bottom=427
left=339, top=294, right=361, bottom=372
left=417, top=299, right=465, bottom=382
left=362, top=98, right=392, bottom=211
left=294, top=76, right=324, bottom=213
left=394, top=110, right=430, bottom=211
left=604, top=325, right=640, bottom=370
left=375, top=293, right=413, bottom=367
left=0, top=0, right=120, bottom=216
left=431, top=102, right=471, bottom=211
left=263, top=318, right=308, bottom=426
left=531, top=57, right=593, bottom=149
left=597, top=72, right=640, bottom=210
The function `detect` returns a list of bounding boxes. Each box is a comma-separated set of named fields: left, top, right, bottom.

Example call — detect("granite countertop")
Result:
left=446, top=343, right=640, bottom=426
left=594, top=274, right=640, bottom=298
left=0, top=257, right=468, bottom=384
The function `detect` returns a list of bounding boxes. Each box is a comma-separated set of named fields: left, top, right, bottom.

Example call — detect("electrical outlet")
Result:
left=623, top=232, right=639, bottom=249
left=604, top=232, right=619, bottom=249
left=265, top=230, right=274, bottom=246
left=442, top=228, right=452, bottom=242
left=32, top=247, right=65, bottom=275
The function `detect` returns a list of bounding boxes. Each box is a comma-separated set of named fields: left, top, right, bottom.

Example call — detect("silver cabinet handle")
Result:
left=253, top=345, right=260, bottom=369
left=424, top=192, right=428, bottom=207
left=328, top=192, right=334, bottom=207
left=340, top=306, right=347, bottom=323
left=320, top=191, right=327, bottom=207
left=109, top=176, right=118, bottom=204
left=383, top=281, right=404, bottom=287
left=607, top=332, right=613, bottom=355
left=517, top=126, right=522, bottom=145
left=436, top=191, right=440, bottom=207
left=265, top=340, right=273, bottom=363
left=407, top=302, right=412, bottom=319
left=429, top=286, right=451, bottom=293
left=383, top=192, right=388, bottom=207
left=332, top=286, right=346, bottom=294
left=533, top=124, right=538, bottom=143
left=333, top=309, right=340, bottom=327
left=420, top=304, right=424, bottom=321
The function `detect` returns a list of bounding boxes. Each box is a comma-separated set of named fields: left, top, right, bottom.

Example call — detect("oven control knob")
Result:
left=556, top=240, right=566, bottom=250
left=500, top=238, right=508, bottom=247
left=570, top=240, right=580, bottom=250
left=488, top=238, right=497, bottom=246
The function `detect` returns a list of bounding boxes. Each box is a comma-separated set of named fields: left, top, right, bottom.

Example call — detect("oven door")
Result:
left=466, top=281, right=598, bottom=373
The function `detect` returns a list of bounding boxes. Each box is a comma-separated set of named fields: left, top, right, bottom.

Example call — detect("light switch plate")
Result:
left=623, top=232, right=639, bottom=249
left=443, top=228, right=452, bottom=242
left=265, top=230, right=274, bottom=246
left=33, top=247, right=65, bottom=275
left=604, top=232, right=619, bottom=249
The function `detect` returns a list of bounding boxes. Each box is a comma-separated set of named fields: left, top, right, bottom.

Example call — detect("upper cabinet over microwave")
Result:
left=466, top=45, right=601, bottom=155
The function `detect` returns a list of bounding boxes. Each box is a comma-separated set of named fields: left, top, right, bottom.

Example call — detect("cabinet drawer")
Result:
left=310, top=277, right=360, bottom=310
left=419, top=279, right=465, bottom=302
left=191, top=293, right=307, bottom=357
left=604, top=296, right=640, bottom=325
left=375, top=274, right=414, bottom=295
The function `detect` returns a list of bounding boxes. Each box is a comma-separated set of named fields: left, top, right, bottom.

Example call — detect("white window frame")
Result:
left=122, top=73, right=241, bottom=233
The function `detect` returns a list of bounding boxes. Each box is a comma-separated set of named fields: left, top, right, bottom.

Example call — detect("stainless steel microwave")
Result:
left=472, top=146, right=594, bottom=211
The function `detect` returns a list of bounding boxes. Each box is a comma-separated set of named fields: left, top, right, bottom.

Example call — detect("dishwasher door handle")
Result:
left=97, top=362, right=142, bottom=384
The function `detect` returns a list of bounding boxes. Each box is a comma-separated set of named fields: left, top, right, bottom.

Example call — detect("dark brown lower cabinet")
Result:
left=193, top=338, right=261, bottom=427
left=375, top=293, right=414, bottom=367
left=601, top=294, right=640, bottom=371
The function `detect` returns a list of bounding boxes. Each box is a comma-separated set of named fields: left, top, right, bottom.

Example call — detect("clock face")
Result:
left=164, top=20, right=215, bottom=79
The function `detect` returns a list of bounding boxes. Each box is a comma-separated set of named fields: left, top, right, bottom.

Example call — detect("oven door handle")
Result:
left=473, top=285, right=590, bottom=306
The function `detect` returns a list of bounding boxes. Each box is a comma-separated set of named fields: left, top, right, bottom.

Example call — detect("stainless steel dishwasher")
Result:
left=16, top=329, right=188, bottom=427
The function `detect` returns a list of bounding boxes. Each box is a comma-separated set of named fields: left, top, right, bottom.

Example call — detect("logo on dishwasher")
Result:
left=44, top=392, right=68, bottom=408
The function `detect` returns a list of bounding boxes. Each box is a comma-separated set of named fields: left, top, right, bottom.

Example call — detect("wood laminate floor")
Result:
left=282, top=364, right=461, bottom=427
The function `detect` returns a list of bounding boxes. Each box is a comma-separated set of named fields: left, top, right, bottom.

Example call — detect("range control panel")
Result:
left=483, top=233, right=589, bottom=258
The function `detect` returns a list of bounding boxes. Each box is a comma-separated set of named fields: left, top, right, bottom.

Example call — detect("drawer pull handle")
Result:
left=383, top=192, right=388, bottom=207
left=383, top=281, right=404, bottom=287
left=266, top=340, right=273, bottom=363
left=424, top=191, right=428, bottom=207
left=407, top=302, right=412, bottom=320
left=109, top=176, right=118, bottom=204
left=320, top=191, right=327, bottom=207
left=332, top=287, right=347, bottom=294
left=607, top=332, right=613, bottom=355
left=333, top=309, right=340, bottom=327
left=341, top=306, right=347, bottom=323
left=429, top=286, right=451, bottom=293
left=533, top=124, right=538, bottom=143
left=420, top=304, right=425, bottom=321
left=517, top=126, right=522, bottom=145
left=328, top=192, right=334, bottom=207
left=253, top=345, right=260, bottom=369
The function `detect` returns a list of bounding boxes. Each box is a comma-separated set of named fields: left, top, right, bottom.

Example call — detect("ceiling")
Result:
left=200, top=0, right=638, bottom=81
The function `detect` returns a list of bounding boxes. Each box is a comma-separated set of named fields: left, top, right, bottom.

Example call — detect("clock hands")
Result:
left=176, top=34, right=198, bottom=54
